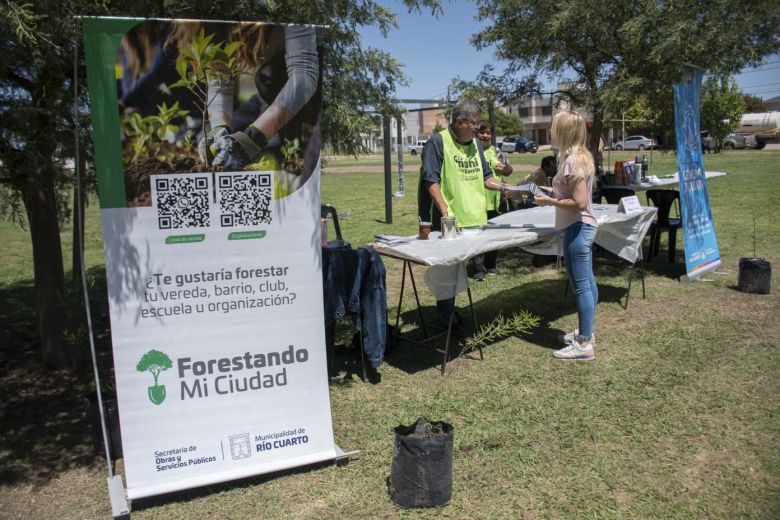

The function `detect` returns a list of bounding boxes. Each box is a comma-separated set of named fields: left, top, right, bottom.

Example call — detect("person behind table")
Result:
left=418, top=99, right=517, bottom=327
left=514, top=155, right=556, bottom=209
left=533, top=110, right=599, bottom=360
left=473, top=120, right=513, bottom=280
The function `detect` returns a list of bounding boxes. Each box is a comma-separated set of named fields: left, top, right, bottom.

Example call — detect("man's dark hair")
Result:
left=541, top=155, right=556, bottom=169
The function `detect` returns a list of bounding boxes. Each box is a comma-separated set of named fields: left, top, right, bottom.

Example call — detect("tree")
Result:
left=742, top=94, right=765, bottom=113
left=0, top=1, right=90, bottom=369
left=493, top=110, right=523, bottom=136
left=1, top=0, right=442, bottom=369
left=701, top=75, right=744, bottom=151
left=168, top=28, right=244, bottom=166
left=472, top=0, right=780, bottom=155
left=448, top=67, right=526, bottom=140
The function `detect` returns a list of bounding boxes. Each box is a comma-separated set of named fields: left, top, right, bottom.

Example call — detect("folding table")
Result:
left=373, top=205, right=657, bottom=375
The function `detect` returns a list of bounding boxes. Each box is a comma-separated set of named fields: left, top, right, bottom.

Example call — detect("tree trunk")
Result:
left=589, top=112, right=604, bottom=161
left=488, top=101, right=496, bottom=147
left=23, top=173, right=71, bottom=369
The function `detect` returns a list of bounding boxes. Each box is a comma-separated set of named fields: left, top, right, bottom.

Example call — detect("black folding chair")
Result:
left=602, top=188, right=636, bottom=204
left=645, top=190, right=682, bottom=263
left=321, top=203, right=343, bottom=241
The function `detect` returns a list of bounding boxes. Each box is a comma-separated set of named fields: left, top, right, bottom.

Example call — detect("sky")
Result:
left=360, top=1, right=780, bottom=105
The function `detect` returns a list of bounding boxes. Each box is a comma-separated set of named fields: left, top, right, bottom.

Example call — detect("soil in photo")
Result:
left=124, top=156, right=215, bottom=208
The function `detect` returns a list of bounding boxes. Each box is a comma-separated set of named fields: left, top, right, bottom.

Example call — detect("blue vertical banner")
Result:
left=672, top=66, right=722, bottom=281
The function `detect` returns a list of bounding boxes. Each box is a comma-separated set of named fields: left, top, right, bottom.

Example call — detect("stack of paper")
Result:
left=373, top=234, right=413, bottom=246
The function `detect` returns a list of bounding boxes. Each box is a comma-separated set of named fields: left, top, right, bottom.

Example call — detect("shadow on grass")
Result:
left=0, top=267, right=115, bottom=487
left=382, top=249, right=670, bottom=374
left=328, top=341, right=382, bottom=385
left=0, top=246, right=687, bottom=486
left=383, top=278, right=579, bottom=374
left=130, top=456, right=346, bottom=513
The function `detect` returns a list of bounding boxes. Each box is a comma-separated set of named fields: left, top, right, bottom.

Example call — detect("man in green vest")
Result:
left=418, top=99, right=515, bottom=328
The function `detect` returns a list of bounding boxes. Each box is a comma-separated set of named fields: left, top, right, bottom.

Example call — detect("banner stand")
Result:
left=107, top=476, right=131, bottom=518
left=105, top=448, right=359, bottom=517
left=73, top=17, right=131, bottom=519
left=680, top=259, right=722, bottom=283
left=76, top=16, right=354, bottom=514
left=334, top=446, right=361, bottom=465
left=672, top=65, right=722, bottom=280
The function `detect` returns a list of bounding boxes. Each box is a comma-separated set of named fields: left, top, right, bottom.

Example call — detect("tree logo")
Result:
left=136, top=349, right=173, bottom=405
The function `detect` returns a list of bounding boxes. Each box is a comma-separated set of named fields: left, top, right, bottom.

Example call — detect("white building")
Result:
left=500, top=84, right=585, bottom=145
left=362, top=102, right=448, bottom=153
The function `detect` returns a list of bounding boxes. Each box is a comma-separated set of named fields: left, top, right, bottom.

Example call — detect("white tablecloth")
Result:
left=373, top=205, right=657, bottom=299
left=602, top=170, right=727, bottom=192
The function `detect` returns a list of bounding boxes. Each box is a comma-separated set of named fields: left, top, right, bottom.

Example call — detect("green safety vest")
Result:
left=439, top=129, right=487, bottom=228
left=483, top=146, right=504, bottom=211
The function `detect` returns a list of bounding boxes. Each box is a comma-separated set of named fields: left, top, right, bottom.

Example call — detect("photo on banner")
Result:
left=83, top=17, right=334, bottom=500
left=672, top=66, right=722, bottom=280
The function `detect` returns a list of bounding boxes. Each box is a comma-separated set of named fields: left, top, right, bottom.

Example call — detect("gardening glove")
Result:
left=213, top=126, right=268, bottom=170
left=198, top=126, right=231, bottom=165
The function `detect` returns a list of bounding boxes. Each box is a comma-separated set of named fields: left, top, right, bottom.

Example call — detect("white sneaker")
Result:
left=558, top=328, right=579, bottom=344
left=553, top=338, right=595, bottom=361
left=557, top=329, right=595, bottom=345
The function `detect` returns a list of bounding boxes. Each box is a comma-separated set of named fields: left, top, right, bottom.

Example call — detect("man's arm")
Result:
left=420, top=134, right=447, bottom=219
left=425, top=180, right=449, bottom=217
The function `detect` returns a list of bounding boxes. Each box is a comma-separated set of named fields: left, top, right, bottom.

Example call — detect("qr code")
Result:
left=216, top=172, right=273, bottom=227
left=152, top=174, right=211, bottom=229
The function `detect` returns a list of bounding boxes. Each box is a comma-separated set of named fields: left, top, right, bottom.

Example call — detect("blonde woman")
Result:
left=533, top=111, right=598, bottom=360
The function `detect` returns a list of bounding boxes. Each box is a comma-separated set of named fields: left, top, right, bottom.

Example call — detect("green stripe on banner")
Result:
left=165, top=234, right=206, bottom=244
left=228, top=231, right=267, bottom=240
left=82, top=18, right=141, bottom=208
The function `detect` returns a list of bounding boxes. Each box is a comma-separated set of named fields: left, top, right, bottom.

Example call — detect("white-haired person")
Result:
left=533, top=110, right=598, bottom=360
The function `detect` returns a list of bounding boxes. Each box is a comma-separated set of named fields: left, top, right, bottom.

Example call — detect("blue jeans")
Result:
left=563, top=222, right=598, bottom=340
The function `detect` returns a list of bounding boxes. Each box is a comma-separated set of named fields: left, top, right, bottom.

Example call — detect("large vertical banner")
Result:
left=83, top=18, right=335, bottom=499
left=672, top=66, right=722, bottom=281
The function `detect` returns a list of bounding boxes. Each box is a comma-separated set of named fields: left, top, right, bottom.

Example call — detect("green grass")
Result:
left=1, top=150, right=779, bottom=519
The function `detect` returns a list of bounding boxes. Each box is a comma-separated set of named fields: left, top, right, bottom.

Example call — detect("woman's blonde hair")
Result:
left=551, top=110, right=594, bottom=178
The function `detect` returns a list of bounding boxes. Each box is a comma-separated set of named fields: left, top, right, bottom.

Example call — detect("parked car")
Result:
left=408, top=140, right=427, bottom=155
left=723, top=133, right=757, bottom=150
left=500, top=136, right=538, bottom=153
left=701, top=131, right=756, bottom=151
left=701, top=131, right=715, bottom=151
left=612, top=135, right=657, bottom=151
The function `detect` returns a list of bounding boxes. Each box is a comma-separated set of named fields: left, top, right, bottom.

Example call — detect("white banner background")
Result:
left=102, top=167, right=335, bottom=499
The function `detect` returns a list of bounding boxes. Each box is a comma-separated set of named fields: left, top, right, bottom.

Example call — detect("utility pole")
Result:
left=383, top=114, right=392, bottom=224
left=395, top=116, right=405, bottom=197
left=488, top=101, right=496, bottom=146
left=607, top=114, right=655, bottom=168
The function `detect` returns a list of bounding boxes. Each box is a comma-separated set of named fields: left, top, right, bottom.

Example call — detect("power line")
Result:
left=744, top=59, right=780, bottom=69
left=740, top=81, right=780, bottom=88
left=744, top=88, right=780, bottom=95
left=740, top=65, right=780, bottom=74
